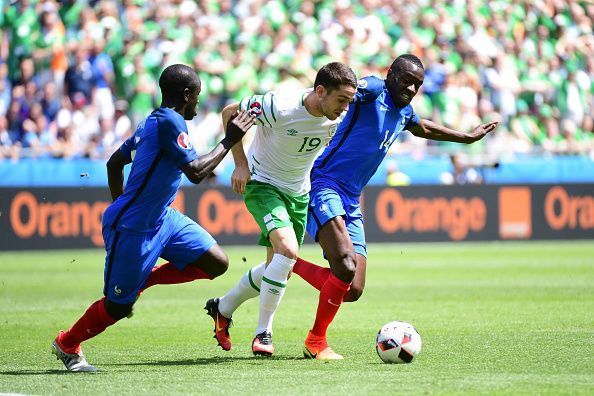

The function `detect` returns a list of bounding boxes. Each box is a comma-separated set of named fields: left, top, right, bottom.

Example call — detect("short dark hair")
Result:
left=389, top=54, right=424, bottom=75
left=158, top=64, right=201, bottom=100
left=314, top=62, right=357, bottom=92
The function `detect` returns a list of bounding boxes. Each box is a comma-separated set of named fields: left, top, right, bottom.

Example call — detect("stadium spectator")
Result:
left=41, top=82, right=61, bottom=122
left=90, top=39, right=115, bottom=120
left=64, top=45, right=95, bottom=106
left=440, top=154, right=483, bottom=185
left=0, top=62, right=11, bottom=116
left=113, top=100, right=132, bottom=142
left=0, top=0, right=592, bottom=164
left=385, top=160, right=411, bottom=187
left=0, top=114, right=19, bottom=161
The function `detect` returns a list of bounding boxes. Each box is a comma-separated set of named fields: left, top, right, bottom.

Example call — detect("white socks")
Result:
left=256, top=254, right=296, bottom=335
left=218, top=261, right=266, bottom=319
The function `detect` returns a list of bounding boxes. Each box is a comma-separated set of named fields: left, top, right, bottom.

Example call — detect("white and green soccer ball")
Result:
left=376, top=321, right=422, bottom=364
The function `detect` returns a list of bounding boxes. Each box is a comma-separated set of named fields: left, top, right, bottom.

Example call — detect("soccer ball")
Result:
left=375, top=321, right=422, bottom=364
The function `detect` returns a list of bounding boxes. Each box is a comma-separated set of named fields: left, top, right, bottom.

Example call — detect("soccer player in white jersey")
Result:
left=204, top=63, right=357, bottom=357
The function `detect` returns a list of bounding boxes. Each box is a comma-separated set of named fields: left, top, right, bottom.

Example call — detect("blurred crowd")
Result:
left=0, top=0, right=593, bottom=164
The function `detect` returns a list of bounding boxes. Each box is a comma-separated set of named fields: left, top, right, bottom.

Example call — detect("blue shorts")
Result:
left=102, top=207, right=216, bottom=304
left=306, top=185, right=367, bottom=257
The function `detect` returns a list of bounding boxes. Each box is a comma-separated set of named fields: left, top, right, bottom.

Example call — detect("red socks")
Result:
left=143, top=263, right=211, bottom=290
left=293, top=257, right=331, bottom=291
left=57, top=264, right=210, bottom=354
left=310, top=273, right=351, bottom=338
left=58, top=297, right=117, bottom=353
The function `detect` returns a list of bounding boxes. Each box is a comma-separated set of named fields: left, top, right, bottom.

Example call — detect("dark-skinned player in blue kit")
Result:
left=51, top=64, right=255, bottom=372
left=210, top=54, right=498, bottom=359
left=294, top=54, right=498, bottom=359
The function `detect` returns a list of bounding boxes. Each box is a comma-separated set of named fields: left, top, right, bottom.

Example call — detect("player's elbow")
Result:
left=106, top=150, right=128, bottom=171
left=106, top=160, right=123, bottom=177
left=181, top=163, right=206, bottom=184
left=185, top=173, right=202, bottom=184
left=221, top=103, right=240, bottom=125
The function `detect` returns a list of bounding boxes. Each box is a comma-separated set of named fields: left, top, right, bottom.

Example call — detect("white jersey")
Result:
left=239, top=89, right=342, bottom=196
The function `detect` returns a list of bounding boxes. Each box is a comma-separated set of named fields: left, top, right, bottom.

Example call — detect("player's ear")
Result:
left=183, top=87, right=190, bottom=103
left=315, top=85, right=326, bottom=97
left=386, top=68, right=394, bottom=81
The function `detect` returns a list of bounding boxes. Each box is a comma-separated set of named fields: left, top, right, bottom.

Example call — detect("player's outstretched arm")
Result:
left=222, top=103, right=251, bottom=194
left=106, top=149, right=132, bottom=201
left=408, top=119, right=499, bottom=144
left=181, top=110, right=255, bottom=185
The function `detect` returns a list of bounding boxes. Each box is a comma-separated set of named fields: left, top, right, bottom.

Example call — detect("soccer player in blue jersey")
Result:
left=51, top=64, right=255, bottom=372
left=197, top=54, right=498, bottom=360
left=293, top=54, right=499, bottom=358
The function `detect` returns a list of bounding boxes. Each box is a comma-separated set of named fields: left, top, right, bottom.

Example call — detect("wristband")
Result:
left=221, top=137, right=236, bottom=150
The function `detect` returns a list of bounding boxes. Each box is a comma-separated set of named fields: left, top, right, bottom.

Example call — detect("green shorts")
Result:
left=244, top=180, right=309, bottom=247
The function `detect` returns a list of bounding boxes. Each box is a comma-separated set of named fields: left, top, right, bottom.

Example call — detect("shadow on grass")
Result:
left=0, top=369, right=85, bottom=376
left=0, top=356, right=340, bottom=376
left=104, top=355, right=305, bottom=367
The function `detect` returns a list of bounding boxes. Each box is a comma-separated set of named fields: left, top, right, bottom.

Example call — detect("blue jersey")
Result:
left=311, top=76, right=419, bottom=201
left=103, top=107, right=198, bottom=233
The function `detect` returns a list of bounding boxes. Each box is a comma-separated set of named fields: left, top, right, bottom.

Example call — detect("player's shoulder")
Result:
left=153, top=107, right=185, bottom=129
left=355, top=76, right=385, bottom=103
left=270, top=88, right=309, bottom=113
left=242, top=89, right=307, bottom=126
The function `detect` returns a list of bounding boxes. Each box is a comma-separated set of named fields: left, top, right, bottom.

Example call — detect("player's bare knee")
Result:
left=209, top=258, right=228, bottom=278
left=330, top=251, right=357, bottom=282
left=344, top=286, right=364, bottom=302
left=104, top=299, right=134, bottom=320
left=274, top=243, right=298, bottom=260
left=204, top=246, right=229, bottom=278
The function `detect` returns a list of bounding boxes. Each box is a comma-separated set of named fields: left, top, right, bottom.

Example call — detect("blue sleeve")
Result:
left=157, top=116, right=198, bottom=167
left=405, top=107, right=420, bottom=130
left=118, top=135, right=135, bottom=161
left=353, top=76, right=385, bottom=104
left=97, top=54, right=114, bottom=74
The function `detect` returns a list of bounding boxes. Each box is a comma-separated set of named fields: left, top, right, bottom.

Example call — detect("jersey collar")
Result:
left=382, top=85, right=410, bottom=111
left=383, top=86, right=397, bottom=109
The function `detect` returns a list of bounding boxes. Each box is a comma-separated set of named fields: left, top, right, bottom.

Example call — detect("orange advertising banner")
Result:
left=1, top=184, right=592, bottom=250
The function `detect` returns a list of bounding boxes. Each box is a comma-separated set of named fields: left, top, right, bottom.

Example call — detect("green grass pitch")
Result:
left=1, top=241, right=593, bottom=395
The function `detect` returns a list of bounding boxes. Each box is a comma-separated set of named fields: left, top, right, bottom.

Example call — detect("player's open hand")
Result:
left=467, top=121, right=499, bottom=142
left=231, top=164, right=251, bottom=194
left=226, top=110, right=256, bottom=144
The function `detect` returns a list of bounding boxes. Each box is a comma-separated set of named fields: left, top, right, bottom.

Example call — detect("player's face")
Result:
left=386, top=62, right=424, bottom=107
left=320, top=85, right=356, bottom=120
left=183, top=85, right=201, bottom=120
